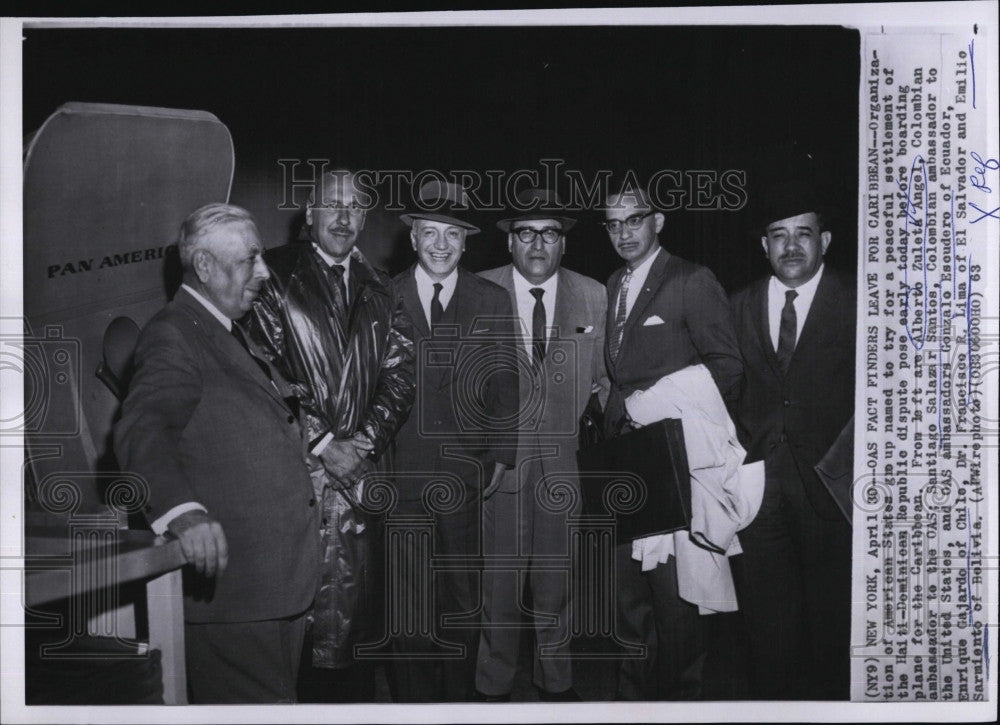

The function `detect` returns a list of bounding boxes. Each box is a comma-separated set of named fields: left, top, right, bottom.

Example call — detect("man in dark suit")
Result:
left=115, top=204, right=321, bottom=703
left=729, top=185, right=854, bottom=699
left=603, top=184, right=743, bottom=700
left=476, top=188, right=609, bottom=702
left=246, top=170, right=415, bottom=702
left=389, top=181, right=519, bottom=702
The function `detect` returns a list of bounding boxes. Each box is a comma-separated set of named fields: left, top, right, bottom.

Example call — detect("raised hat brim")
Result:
left=400, top=212, right=480, bottom=235
left=496, top=214, right=576, bottom=233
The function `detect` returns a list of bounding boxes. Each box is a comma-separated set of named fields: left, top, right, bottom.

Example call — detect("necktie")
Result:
left=608, top=270, right=632, bottom=363
left=775, top=289, right=798, bottom=373
left=431, top=282, right=444, bottom=327
left=530, top=287, right=546, bottom=364
left=328, top=263, right=348, bottom=309
left=231, top=323, right=272, bottom=381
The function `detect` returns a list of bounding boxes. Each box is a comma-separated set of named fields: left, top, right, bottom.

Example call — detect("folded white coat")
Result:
left=625, top=364, right=764, bottom=614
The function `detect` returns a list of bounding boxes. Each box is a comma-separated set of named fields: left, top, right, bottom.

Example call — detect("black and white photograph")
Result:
left=1, top=4, right=996, bottom=722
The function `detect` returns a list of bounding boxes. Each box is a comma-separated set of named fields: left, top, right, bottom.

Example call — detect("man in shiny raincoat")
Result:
left=247, top=170, right=415, bottom=701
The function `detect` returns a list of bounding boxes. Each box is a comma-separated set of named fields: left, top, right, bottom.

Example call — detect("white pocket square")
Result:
left=576, top=325, right=594, bottom=334
left=642, top=315, right=665, bottom=327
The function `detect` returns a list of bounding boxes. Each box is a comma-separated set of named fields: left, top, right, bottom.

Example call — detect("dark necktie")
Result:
left=530, top=287, right=546, bottom=364
left=431, top=282, right=444, bottom=327
left=328, top=263, right=348, bottom=309
left=608, top=270, right=632, bottom=363
left=775, top=289, right=798, bottom=373
left=231, top=323, right=272, bottom=381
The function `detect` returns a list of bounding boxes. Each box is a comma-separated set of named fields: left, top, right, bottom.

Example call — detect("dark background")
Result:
left=23, top=25, right=859, bottom=292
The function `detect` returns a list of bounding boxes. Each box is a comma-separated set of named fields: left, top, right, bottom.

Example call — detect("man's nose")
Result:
left=254, top=256, right=270, bottom=280
left=530, top=235, right=545, bottom=251
left=433, top=234, right=449, bottom=249
left=336, top=208, right=351, bottom=225
left=618, top=223, right=634, bottom=240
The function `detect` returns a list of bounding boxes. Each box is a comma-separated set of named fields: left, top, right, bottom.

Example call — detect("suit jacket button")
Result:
left=287, top=414, right=295, bottom=423
left=783, top=399, right=791, bottom=407
left=309, top=498, right=316, bottom=507
left=779, top=433, right=787, bottom=443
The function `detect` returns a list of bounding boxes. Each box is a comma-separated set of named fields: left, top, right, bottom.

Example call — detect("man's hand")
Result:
left=167, top=510, right=228, bottom=577
left=318, top=438, right=373, bottom=490
left=482, top=462, right=509, bottom=500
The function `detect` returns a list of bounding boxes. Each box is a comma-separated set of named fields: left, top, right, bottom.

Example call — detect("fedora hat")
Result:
left=497, top=188, right=576, bottom=233
left=400, top=179, right=480, bottom=235
left=752, top=177, right=832, bottom=234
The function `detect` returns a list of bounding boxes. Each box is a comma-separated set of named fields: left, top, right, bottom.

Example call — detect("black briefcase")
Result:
left=575, top=418, right=691, bottom=544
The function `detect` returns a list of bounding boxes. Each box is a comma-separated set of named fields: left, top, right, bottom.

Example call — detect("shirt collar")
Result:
left=312, top=243, right=353, bottom=274
left=415, top=263, right=458, bottom=296
left=771, top=263, right=825, bottom=300
left=512, top=266, right=559, bottom=299
left=181, top=283, right=233, bottom=331
left=628, top=245, right=661, bottom=279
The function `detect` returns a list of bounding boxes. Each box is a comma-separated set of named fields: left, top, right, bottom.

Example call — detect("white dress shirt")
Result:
left=621, top=246, right=662, bottom=318
left=312, top=243, right=352, bottom=303
left=767, top=264, right=825, bottom=351
left=415, top=264, right=458, bottom=327
left=511, top=267, right=558, bottom=357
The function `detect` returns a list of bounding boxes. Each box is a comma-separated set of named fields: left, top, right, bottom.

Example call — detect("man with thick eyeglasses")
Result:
left=602, top=182, right=742, bottom=700
left=246, top=170, right=416, bottom=702
left=476, top=188, right=608, bottom=702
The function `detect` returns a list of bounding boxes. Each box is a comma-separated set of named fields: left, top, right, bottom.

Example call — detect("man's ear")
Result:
left=820, top=231, right=832, bottom=255
left=761, top=237, right=769, bottom=257
left=653, top=212, right=665, bottom=234
left=410, top=229, right=418, bottom=252
left=305, top=206, right=313, bottom=227
left=507, top=233, right=514, bottom=254
left=192, top=248, right=213, bottom=284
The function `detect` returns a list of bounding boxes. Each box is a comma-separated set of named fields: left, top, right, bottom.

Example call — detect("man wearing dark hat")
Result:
left=475, top=188, right=609, bottom=702
left=729, top=182, right=855, bottom=699
left=389, top=180, right=520, bottom=702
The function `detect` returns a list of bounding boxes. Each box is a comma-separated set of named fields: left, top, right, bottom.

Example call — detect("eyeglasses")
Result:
left=512, top=227, right=563, bottom=245
left=312, top=201, right=365, bottom=216
left=602, top=210, right=655, bottom=235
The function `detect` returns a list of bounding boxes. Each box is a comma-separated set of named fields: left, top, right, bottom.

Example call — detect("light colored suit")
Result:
left=475, top=264, right=608, bottom=696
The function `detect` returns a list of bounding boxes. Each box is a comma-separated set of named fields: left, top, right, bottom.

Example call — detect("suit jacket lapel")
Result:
left=793, top=269, right=837, bottom=361
left=174, top=289, right=288, bottom=407
left=620, top=247, right=669, bottom=347
left=552, top=268, right=574, bottom=341
left=399, top=266, right=430, bottom=338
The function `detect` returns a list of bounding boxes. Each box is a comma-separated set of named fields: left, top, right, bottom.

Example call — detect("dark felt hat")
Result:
left=752, top=178, right=831, bottom=234
left=496, top=188, right=577, bottom=233
left=400, top=180, right=480, bottom=235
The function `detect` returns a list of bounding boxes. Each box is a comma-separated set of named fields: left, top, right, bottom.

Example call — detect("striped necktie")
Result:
left=609, top=270, right=632, bottom=362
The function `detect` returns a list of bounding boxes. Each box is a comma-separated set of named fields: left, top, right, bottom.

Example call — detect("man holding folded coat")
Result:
left=602, top=182, right=743, bottom=700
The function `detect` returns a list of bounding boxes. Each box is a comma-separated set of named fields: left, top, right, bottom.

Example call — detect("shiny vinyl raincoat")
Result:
left=247, top=241, right=415, bottom=668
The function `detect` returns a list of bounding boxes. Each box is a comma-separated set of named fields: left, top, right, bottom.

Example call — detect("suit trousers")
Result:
left=733, top=442, right=852, bottom=699
left=476, top=481, right=576, bottom=696
left=615, top=548, right=706, bottom=700
left=389, top=493, right=482, bottom=702
left=185, top=611, right=308, bottom=703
